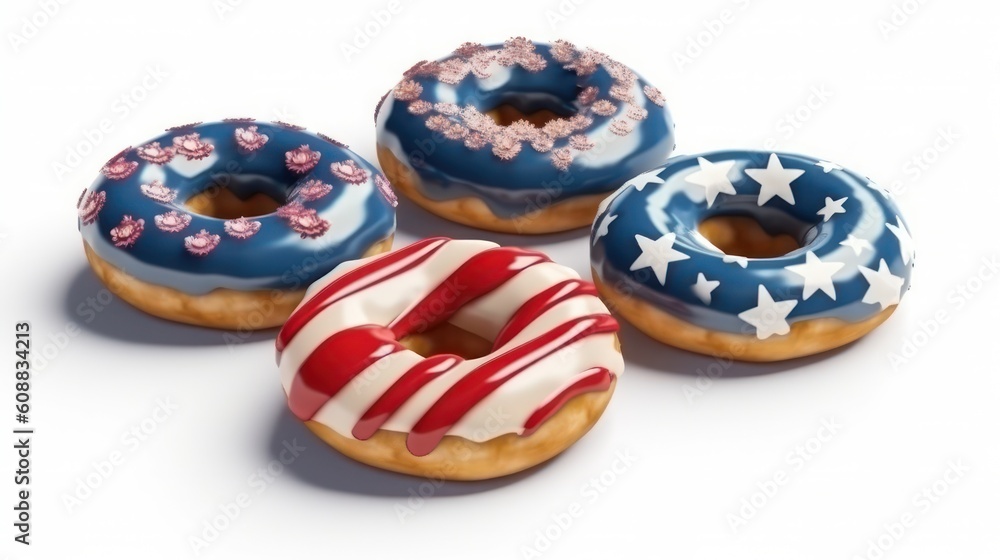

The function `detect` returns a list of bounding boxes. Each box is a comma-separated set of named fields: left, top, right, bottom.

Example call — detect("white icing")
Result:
left=87, top=230, right=287, bottom=294
left=274, top=182, right=376, bottom=247
left=278, top=239, right=624, bottom=442
left=433, top=83, right=459, bottom=105
left=477, top=63, right=513, bottom=91
left=138, top=164, right=167, bottom=185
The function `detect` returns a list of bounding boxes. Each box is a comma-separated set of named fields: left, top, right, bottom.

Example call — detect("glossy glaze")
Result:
left=376, top=38, right=676, bottom=219
left=591, top=151, right=915, bottom=336
left=78, top=120, right=397, bottom=295
left=277, top=238, right=623, bottom=456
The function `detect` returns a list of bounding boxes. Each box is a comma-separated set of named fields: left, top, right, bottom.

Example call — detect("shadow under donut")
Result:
left=614, top=320, right=855, bottom=378
left=62, top=265, right=276, bottom=347
left=266, top=405, right=556, bottom=497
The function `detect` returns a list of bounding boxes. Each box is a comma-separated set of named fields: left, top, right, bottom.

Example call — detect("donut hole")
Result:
left=399, top=322, right=493, bottom=360
left=185, top=175, right=287, bottom=219
left=698, top=215, right=805, bottom=258
left=485, top=93, right=576, bottom=128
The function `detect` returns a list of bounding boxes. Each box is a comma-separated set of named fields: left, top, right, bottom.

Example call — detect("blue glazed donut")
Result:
left=590, top=150, right=914, bottom=361
left=376, top=37, right=675, bottom=233
left=77, top=120, right=397, bottom=329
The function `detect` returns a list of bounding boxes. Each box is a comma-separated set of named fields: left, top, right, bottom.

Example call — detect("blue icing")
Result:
left=591, top=150, right=915, bottom=335
left=377, top=40, right=675, bottom=219
left=79, top=121, right=396, bottom=295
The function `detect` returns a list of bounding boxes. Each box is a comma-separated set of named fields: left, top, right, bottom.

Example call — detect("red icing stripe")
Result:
left=352, top=354, right=462, bottom=440
left=521, top=367, right=614, bottom=437
left=405, top=314, right=619, bottom=457
left=389, top=246, right=550, bottom=339
left=288, top=325, right=403, bottom=420
left=492, top=279, right=601, bottom=351
left=283, top=239, right=620, bottom=456
left=276, top=237, right=448, bottom=353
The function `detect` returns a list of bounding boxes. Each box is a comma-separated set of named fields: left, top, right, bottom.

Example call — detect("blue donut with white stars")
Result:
left=376, top=37, right=675, bottom=233
left=77, top=120, right=397, bottom=329
left=590, top=150, right=914, bottom=361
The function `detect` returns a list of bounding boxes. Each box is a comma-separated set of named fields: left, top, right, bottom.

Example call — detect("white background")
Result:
left=2, top=0, right=999, bottom=558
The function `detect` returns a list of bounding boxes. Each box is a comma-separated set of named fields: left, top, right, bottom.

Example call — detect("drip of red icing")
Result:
left=288, top=325, right=403, bottom=420
left=282, top=238, right=620, bottom=457
left=352, top=354, right=462, bottom=440
left=405, top=314, right=619, bottom=456
left=389, top=246, right=550, bottom=339
left=521, top=367, right=613, bottom=437
left=492, top=279, right=600, bottom=350
left=276, top=237, right=449, bottom=354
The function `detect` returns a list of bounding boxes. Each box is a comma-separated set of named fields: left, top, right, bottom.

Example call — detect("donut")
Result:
left=375, top=38, right=675, bottom=234
left=590, top=150, right=915, bottom=361
left=276, top=237, right=623, bottom=480
left=77, top=120, right=397, bottom=330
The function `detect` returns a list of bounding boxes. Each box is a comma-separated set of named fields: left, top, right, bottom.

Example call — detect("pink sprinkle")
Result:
left=184, top=229, right=221, bottom=256
left=154, top=211, right=192, bottom=233
left=234, top=126, right=269, bottom=151
left=136, top=142, right=175, bottom=164
left=224, top=217, right=262, bottom=239
left=285, top=145, right=320, bottom=174
left=110, top=216, right=144, bottom=247
left=330, top=160, right=369, bottom=184
left=78, top=191, right=106, bottom=225
left=172, top=133, right=214, bottom=160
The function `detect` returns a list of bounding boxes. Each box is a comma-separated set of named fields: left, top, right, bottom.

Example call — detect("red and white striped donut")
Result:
left=276, top=237, right=623, bottom=480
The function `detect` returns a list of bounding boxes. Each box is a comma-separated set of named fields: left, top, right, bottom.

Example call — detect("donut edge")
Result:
left=303, top=376, right=616, bottom=481
left=592, top=269, right=897, bottom=362
left=81, top=236, right=393, bottom=330
left=377, top=144, right=607, bottom=234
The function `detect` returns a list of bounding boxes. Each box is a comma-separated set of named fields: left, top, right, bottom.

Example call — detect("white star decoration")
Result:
left=817, top=196, right=848, bottom=222
left=685, top=157, right=736, bottom=207
left=885, top=215, right=915, bottom=265
left=627, top=167, right=666, bottom=191
left=738, top=285, right=799, bottom=340
left=630, top=233, right=690, bottom=285
left=785, top=251, right=845, bottom=300
left=745, top=153, right=805, bottom=206
left=816, top=160, right=842, bottom=173
left=722, top=255, right=749, bottom=268
left=858, top=259, right=904, bottom=310
left=592, top=213, right=617, bottom=246
left=692, top=273, right=720, bottom=305
left=840, top=234, right=873, bottom=256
